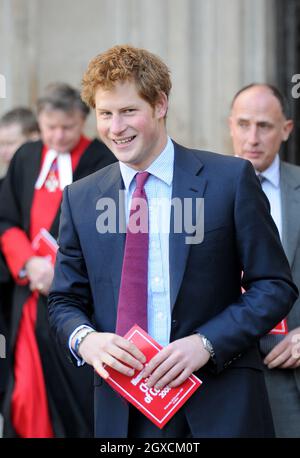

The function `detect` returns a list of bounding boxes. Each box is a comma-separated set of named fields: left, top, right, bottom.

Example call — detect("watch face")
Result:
left=204, top=339, right=210, bottom=352
left=201, top=335, right=213, bottom=357
left=201, top=336, right=207, bottom=349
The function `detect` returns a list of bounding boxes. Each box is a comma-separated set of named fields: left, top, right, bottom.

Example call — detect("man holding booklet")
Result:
left=48, top=45, right=298, bottom=438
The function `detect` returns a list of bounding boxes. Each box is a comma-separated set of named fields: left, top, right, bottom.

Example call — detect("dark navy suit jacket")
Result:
left=49, top=143, right=298, bottom=437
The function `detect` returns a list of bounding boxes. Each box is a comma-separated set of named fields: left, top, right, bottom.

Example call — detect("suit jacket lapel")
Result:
left=169, top=143, right=207, bottom=310
left=50, top=140, right=112, bottom=237
left=280, top=162, right=300, bottom=266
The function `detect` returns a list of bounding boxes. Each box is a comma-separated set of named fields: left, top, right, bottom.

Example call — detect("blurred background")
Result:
left=0, top=0, right=299, bottom=176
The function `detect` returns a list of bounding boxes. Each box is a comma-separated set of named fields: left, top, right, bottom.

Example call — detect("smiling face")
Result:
left=38, top=108, right=86, bottom=153
left=229, top=85, right=293, bottom=172
left=95, top=80, right=168, bottom=171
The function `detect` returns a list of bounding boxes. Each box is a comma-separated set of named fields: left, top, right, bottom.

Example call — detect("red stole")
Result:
left=10, top=136, right=91, bottom=437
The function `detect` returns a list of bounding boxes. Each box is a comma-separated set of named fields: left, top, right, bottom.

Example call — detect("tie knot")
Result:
left=135, top=171, right=150, bottom=190
left=257, top=173, right=266, bottom=184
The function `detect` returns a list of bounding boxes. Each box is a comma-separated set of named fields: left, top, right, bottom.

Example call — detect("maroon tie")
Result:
left=115, top=172, right=150, bottom=336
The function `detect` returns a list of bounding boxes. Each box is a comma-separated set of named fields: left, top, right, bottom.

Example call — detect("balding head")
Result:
left=229, top=84, right=293, bottom=172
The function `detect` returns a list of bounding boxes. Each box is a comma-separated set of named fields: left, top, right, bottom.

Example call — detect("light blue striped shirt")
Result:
left=70, top=136, right=174, bottom=363
left=119, top=136, right=174, bottom=347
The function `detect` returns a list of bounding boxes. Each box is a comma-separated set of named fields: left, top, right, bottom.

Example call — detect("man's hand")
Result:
left=141, top=334, right=210, bottom=390
left=25, top=256, right=54, bottom=295
left=75, top=331, right=146, bottom=380
left=264, top=327, right=300, bottom=369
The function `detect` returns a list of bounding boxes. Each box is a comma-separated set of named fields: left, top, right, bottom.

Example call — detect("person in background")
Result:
left=229, top=83, right=300, bottom=437
left=0, top=107, right=40, bottom=176
left=0, top=107, right=40, bottom=414
left=0, top=83, right=116, bottom=437
left=49, top=45, right=297, bottom=438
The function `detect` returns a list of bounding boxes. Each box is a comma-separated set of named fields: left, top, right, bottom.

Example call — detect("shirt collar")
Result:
left=256, top=154, right=280, bottom=188
left=119, top=136, right=174, bottom=190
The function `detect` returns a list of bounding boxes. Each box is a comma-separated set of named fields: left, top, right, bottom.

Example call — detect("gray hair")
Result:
left=37, top=82, right=90, bottom=118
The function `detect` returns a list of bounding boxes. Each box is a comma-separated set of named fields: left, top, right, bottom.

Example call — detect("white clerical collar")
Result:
left=35, top=149, right=73, bottom=190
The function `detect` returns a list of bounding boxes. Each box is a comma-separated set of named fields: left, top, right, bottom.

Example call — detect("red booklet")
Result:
left=31, top=228, right=58, bottom=266
left=104, top=325, right=202, bottom=429
left=269, top=318, right=288, bottom=335
left=241, top=273, right=288, bottom=335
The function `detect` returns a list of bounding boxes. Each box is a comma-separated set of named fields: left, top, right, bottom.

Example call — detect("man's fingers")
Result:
left=264, top=342, right=287, bottom=365
left=117, top=337, right=147, bottom=364
left=169, top=369, right=191, bottom=388
left=266, top=348, right=290, bottom=369
left=150, top=363, right=185, bottom=390
left=80, top=332, right=147, bottom=377
left=146, top=355, right=179, bottom=388
left=279, top=355, right=300, bottom=369
left=109, top=343, right=145, bottom=371
left=143, top=347, right=171, bottom=378
left=101, top=352, right=135, bottom=377
left=93, top=360, right=109, bottom=380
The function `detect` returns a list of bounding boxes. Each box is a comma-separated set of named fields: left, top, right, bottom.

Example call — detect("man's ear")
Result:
left=282, top=119, right=294, bottom=141
left=155, top=92, right=168, bottom=119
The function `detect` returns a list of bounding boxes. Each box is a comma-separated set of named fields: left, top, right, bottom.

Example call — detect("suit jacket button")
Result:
left=171, top=319, right=178, bottom=328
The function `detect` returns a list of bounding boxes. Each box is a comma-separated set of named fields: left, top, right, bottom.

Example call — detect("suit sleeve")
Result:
left=48, top=186, right=94, bottom=359
left=195, top=160, right=298, bottom=373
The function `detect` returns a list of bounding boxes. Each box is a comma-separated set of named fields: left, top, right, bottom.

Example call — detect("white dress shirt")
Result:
left=257, top=154, right=282, bottom=240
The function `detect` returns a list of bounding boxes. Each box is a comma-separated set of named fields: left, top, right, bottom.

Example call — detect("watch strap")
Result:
left=74, top=327, right=96, bottom=355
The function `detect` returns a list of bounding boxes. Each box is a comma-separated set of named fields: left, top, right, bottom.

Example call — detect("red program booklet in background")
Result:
left=269, top=319, right=288, bottom=335
left=31, top=228, right=58, bottom=266
left=104, top=324, right=202, bottom=429
left=241, top=273, right=288, bottom=336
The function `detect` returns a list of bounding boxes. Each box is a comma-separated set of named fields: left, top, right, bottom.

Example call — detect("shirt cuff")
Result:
left=69, top=325, right=95, bottom=367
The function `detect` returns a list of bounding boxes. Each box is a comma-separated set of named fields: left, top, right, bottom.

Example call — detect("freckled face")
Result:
left=95, top=80, right=168, bottom=170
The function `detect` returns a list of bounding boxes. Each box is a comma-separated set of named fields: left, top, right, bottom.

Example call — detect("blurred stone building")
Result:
left=0, top=0, right=299, bottom=176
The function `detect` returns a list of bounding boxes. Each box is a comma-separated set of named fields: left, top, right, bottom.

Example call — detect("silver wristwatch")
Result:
left=198, top=334, right=215, bottom=361
left=74, top=327, right=95, bottom=355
